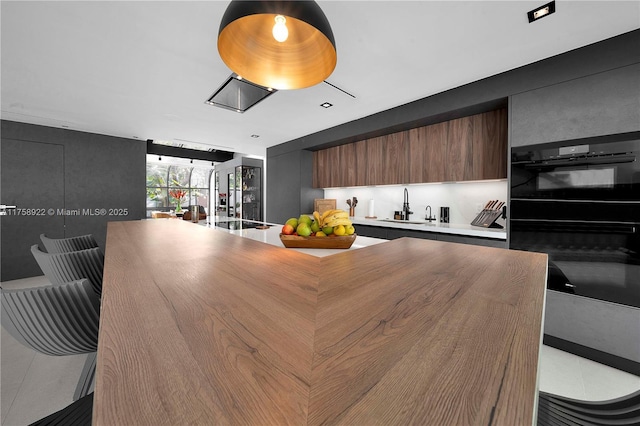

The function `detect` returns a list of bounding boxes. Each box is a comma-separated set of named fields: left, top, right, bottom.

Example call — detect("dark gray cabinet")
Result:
left=511, top=64, right=640, bottom=147
left=388, top=228, right=438, bottom=241
left=356, top=224, right=505, bottom=248
left=437, top=233, right=506, bottom=248
left=356, top=225, right=389, bottom=240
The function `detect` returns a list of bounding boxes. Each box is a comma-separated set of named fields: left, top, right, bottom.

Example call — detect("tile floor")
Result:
left=2, top=275, right=639, bottom=425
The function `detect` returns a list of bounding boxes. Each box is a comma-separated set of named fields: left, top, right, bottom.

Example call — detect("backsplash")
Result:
left=323, top=180, right=508, bottom=225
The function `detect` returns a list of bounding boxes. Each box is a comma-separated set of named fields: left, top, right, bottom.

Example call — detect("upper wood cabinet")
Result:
left=313, top=109, right=507, bottom=188
left=472, top=108, right=507, bottom=180
left=408, top=122, right=447, bottom=183
left=446, top=116, right=474, bottom=182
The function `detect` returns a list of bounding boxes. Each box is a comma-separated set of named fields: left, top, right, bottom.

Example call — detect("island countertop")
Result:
left=95, top=219, right=547, bottom=425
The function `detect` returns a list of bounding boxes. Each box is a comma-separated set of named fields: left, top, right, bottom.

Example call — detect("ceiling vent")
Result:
left=206, top=74, right=276, bottom=113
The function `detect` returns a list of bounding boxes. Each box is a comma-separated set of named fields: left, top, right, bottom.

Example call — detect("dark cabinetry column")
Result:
left=511, top=63, right=640, bottom=147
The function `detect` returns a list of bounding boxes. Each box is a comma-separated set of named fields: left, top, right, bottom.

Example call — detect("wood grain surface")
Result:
left=95, top=219, right=547, bottom=425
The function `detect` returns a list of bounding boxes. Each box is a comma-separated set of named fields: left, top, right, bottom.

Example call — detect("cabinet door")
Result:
left=425, top=121, right=447, bottom=182
left=408, top=126, right=427, bottom=183
left=339, top=143, right=357, bottom=187
left=388, top=229, right=438, bottom=240
left=366, top=136, right=385, bottom=185
left=313, top=149, right=330, bottom=188
left=511, top=63, right=640, bottom=147
left=326, top=146, right=341, bottom=188
left=436, top=233, right=506, bottom=248
left=383, top=131, right=409, bottom=185
left=472, top=109, right=507, bottom=180
left=446, top=116, right=474, bottom=181
left=354, top=140, right=367, bottom=186
left=355, top=225, right=388, bottom=239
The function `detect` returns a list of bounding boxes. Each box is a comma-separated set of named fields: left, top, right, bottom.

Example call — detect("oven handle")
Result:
left=518, top=154, right=636, bottom=169
left=510, top=218, right=638, bottom=234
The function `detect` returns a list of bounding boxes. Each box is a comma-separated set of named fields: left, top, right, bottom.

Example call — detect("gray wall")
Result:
left=1, top=120, right=146, bottom=280
left=267, top=149, right=322, bottom=224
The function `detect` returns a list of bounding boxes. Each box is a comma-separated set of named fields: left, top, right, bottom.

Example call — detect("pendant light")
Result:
left=217, top=1, right=337, bottom=90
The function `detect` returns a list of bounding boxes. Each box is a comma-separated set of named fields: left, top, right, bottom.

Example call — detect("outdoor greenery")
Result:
left=146, top=163, right=213, bottom=217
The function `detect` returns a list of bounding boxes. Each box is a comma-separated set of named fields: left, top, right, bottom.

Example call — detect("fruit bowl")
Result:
left=279, top=233, right=356, bottom=249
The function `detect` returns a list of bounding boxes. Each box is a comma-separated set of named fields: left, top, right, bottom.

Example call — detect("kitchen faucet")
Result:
left=402, top=188, right=413, bottom=220
left=425, top=205, right=436, bottom=222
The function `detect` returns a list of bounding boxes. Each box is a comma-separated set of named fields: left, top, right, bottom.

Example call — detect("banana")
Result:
left=313, top=211, right=321, bottom=224
left=321, top=212, right=346, bottom=225
left=325, top=217, right=352, bottom=228
left=320, top=209, right=341, bottom=222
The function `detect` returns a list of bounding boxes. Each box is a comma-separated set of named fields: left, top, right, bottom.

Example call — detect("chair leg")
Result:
left=29, top=392, right=93, bottom=426
left=73, top=352, right=96, bottom=401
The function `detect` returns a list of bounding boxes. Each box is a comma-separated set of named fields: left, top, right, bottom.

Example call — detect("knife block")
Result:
left=471, top=209, right=504, bottom=228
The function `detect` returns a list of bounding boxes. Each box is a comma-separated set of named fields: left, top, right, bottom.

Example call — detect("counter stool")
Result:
left=538, top=389, right=640, bottom=425
left=29, top=392, right=93, bottom=426
left=40, top=233, right=100, bottom=254
left=31, top=245, right=104, bottom=297
left=1, top=278, right=100, bottom=408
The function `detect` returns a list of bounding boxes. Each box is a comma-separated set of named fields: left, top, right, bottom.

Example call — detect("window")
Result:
left=146, top=156, right=215, bottom=218
left=146, top=163, right=169, bottom=211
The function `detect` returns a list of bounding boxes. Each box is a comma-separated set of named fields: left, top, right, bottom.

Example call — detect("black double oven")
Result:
left=510, top=133, right=640, bottom=309
left=510, top=133, right=640, bottom=372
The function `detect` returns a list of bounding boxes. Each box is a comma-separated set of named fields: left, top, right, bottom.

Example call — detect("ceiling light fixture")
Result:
left=528, top=1, right=555, bottom=23
left=217, top=1, right=337, bottom=90
left=320, top=102, right=333, bottom=108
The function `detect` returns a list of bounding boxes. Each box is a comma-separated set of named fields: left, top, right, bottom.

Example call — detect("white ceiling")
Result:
left=2, top=1, right=638, bottom=158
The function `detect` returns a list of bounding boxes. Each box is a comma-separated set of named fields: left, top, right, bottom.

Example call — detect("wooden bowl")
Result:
left=279, top=233, right=356, bottom=249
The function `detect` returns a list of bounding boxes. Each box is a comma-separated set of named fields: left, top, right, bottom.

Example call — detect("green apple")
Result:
left=297, top=222, right=312, bottom=237
left=321, top=226, right=333, bottom=235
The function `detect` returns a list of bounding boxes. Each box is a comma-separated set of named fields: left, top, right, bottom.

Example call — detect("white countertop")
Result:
left=350, top=216, right=507, bottom=240
left=204, top=218, right=387, bottom=257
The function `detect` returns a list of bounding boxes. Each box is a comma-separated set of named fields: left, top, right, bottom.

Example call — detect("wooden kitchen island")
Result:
left=95, top=219, right=548, bottom=425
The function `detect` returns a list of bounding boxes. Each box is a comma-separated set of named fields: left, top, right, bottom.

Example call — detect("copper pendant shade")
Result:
left=217, top=1, right=337, bottom=90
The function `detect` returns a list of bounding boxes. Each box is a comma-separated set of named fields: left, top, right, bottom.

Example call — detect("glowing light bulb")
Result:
left=272, top=15, right=288, bottom=42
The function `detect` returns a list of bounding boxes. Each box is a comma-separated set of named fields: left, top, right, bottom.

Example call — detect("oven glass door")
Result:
left=510, top=201, right=640, bottom=308
left=511, top=139, right=640, bottom=201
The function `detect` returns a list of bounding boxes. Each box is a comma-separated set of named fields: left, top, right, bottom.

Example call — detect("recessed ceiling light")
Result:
left=528, top=1, right=555, bottom=23
left=320, top=102, right=333, bottom=108
left=251, top=134, right=260, bottom=138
